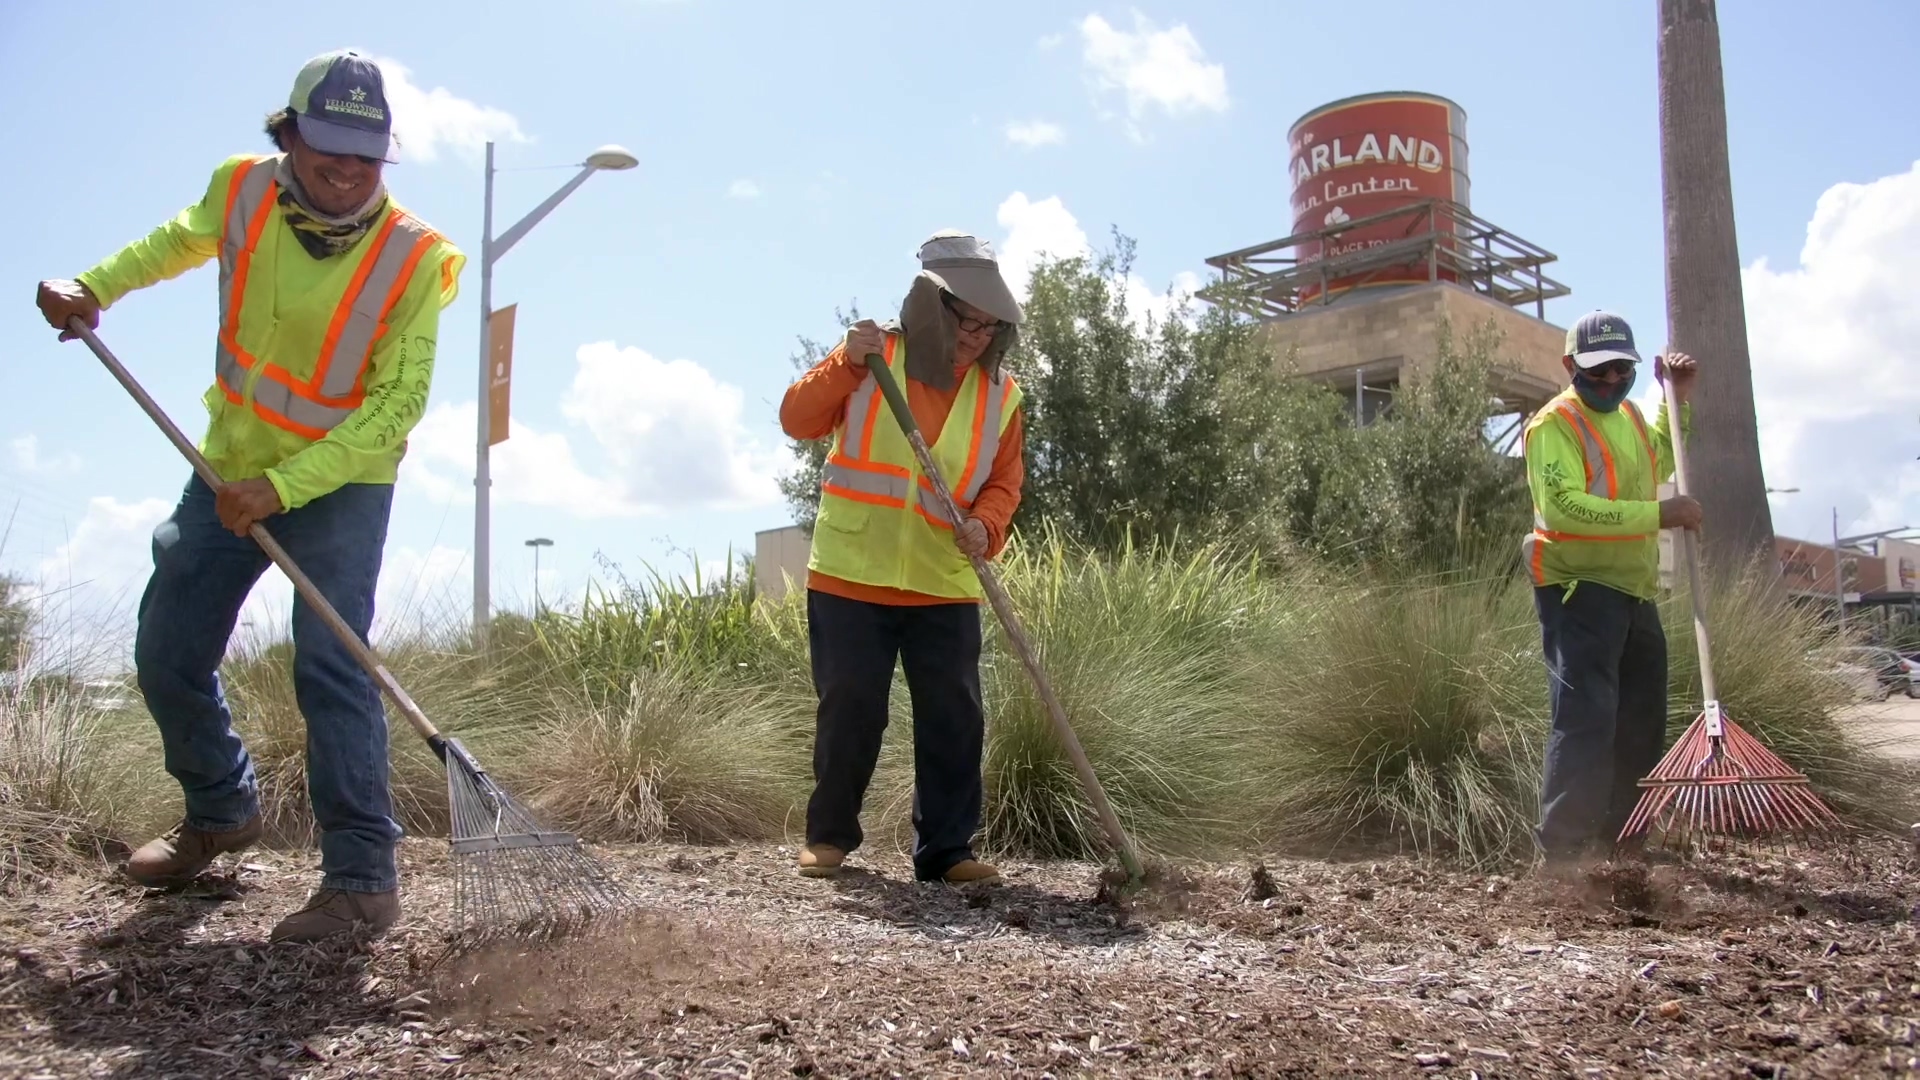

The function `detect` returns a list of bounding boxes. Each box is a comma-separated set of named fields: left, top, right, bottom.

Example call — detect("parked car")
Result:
left=1836, top=645, right=1916, bottom=700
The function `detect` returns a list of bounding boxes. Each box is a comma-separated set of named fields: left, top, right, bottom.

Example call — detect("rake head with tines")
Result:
left=1615, top=370, right=1846, bottom=854
left=442, top=737, right=629, bottom=942
left=1617, top=699, right=1844, bottom=851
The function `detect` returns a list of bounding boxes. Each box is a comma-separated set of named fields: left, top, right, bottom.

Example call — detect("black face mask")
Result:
left=1573, top=368, right=1636, bottom=412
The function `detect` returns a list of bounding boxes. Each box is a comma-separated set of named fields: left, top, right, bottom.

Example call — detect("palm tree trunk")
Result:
left=1658, top=0, right=1776, bottom=573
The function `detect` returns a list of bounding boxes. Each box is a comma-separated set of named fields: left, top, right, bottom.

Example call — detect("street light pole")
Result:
left=1833, top=507, right=1847, bottom=626
left=525, top=537, right=553, bottom=614
left=472, top=140, right=638, bottom=646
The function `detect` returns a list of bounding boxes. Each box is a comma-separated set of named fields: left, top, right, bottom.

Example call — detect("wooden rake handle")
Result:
left=66, top=318, right=448, bottom=753
left=1662, top=367, right=1719, bottom=708
left=864, top=354, right=1145, bottom=883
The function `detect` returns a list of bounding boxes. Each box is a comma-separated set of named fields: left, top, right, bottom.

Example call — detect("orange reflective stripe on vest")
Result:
left=214, top=155, right=441, bottom=440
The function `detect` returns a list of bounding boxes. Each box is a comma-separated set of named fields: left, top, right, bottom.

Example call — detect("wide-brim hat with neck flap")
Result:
left=915, top=230, right=1023, bottom=326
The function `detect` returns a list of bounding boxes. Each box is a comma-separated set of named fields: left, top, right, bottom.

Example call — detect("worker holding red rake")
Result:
left=1520, top=310, right=1699, bottom=868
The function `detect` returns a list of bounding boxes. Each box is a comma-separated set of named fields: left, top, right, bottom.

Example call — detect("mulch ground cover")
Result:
left=3, top=834, right=1917, bottom=1077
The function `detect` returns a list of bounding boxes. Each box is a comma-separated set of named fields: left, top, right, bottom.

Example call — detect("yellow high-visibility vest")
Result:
left=808, top=332, right=1023, bottom=599
left=215, top=154, right=445, bottom=439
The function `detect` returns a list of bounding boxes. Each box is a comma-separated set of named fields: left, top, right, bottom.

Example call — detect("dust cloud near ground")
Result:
left=3, top=834, right=1917, bottom=1076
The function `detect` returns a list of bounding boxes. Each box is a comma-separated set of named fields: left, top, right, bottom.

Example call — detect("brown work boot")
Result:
left=942, top=859, right=1002, bottom=885
left=797, top=844, right=845, bottom=878
left=124, top=816, right=264, bottom=888
left=269, top=888, right=400, bottom=944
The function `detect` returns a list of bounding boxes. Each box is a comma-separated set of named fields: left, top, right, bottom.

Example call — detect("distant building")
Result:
left=754, top=524, right=811, bottom=602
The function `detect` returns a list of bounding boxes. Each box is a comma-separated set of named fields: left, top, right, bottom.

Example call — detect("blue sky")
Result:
left=4, top=0, right=1918, bottom=649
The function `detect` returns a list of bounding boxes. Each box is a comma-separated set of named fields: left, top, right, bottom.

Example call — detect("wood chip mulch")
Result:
left=2, top=834, right=1917, bottom=1077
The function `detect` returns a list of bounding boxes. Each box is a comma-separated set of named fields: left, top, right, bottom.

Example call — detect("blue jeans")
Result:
left=134, top=475, right=400, bottom=893
left=1533, top=582, right=1668, bottom=860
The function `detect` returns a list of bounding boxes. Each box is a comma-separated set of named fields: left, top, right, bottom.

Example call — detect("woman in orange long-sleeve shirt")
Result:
left=779, top=230, right=1026, bottom=886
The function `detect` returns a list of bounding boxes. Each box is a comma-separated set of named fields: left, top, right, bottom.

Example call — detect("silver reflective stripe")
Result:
left=955, top=369, right=1011, bottom=505
left=251, top=377, right=354, bottom=433
left=916, top=489, right=957, bottom=526
left=822, top=461, right=909, bottom=502
left=314, top=213, right=437, bottom=400
left=841, top=374, right=877, bottom=459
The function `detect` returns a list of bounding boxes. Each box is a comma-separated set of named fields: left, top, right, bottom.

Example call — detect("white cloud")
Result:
left=401, top=342, right=788, bottom=519
left=34, top=496, right=172, bottom=606
left=1005, top=120, right=1066, bottom=149
left=372, top=54, right=527, bottom=164
left=9, top=435, right=81, bottom=475
left=560, top=342, right=787, bottom=512
left=727, top=179, right=764, bottom=200
left=404, top=401, right=631, bottom=517
left=995, top=191, right=1200, bottom=328
left=1079, top=12, right=1228, bottom=139
left=996, top=192, right=1092, bottom=300
left=1735, top=159, right=1920, bottom=540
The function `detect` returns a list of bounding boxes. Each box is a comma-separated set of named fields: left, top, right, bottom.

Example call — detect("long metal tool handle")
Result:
left=865, top=354, right=1145, bottom=883
left=1661, top=368, right=1718, bottom=706
left=67, top=319, right=447, bottom=752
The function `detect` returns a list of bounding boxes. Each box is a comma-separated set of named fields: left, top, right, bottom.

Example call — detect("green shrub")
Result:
left=1247, top=574, right=1545, bottom=866
left=857, top=527, right=1272, bottom=861
left=517, top=663, right=808, bottom=844
left=0, top=674, right=141, bottom=889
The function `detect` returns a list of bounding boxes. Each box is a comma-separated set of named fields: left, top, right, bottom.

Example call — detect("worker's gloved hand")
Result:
left=36, top=279, right=100, bottom=342
left=955, top=517, right=989, bottom=557
left=216, top=477, right=284, bottom=537
left=843, top=320, right=885, bottom=369
left=1659, top=495, right=1704, bottom=531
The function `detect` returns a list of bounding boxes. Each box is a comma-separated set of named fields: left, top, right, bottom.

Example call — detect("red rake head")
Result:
left=1616, top=702, right=1846, bottom=853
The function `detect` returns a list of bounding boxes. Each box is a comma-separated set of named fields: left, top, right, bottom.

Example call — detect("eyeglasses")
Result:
left=942, top=293, right=1002, bottom=335
left=1581, top=357, right=1636, bottom=380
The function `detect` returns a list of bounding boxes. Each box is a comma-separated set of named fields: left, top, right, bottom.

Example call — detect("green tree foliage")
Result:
left=0, top=573, right=32, bottom=668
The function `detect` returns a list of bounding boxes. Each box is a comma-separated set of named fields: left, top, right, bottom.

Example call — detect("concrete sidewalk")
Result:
left=1841, top=695, right=1920, bottom=760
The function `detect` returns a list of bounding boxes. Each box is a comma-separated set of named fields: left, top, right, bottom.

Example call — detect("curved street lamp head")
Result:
left=584, top=145, right=639, bottom=171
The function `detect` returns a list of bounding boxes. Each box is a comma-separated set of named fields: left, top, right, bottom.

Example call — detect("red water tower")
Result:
left=1203, top=90, right=1573, bottom=438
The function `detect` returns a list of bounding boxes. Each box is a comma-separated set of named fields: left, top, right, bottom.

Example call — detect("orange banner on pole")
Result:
left=487, top=304, right=516, bottom=446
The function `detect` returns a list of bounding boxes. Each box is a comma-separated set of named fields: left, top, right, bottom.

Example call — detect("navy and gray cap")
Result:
left=1565, top=309, right=1643, bottom=369
left=288, top=49, right=394, bottom=162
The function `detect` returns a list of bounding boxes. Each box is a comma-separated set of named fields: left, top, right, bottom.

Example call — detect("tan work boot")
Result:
left=943, top=859, right=1002, bottom=885
left=125, top=816, right=264, bottom=888
left=269, top=888, right=400, bottom=944
left=797, top=844, right=846, bottom=878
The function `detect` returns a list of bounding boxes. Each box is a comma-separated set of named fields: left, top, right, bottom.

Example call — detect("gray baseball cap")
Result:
left=1565, top=309, right=1643, bottom=369
left=288, top=49, right=394, bottom=161
left=917, top=231, right=1024, bottom=326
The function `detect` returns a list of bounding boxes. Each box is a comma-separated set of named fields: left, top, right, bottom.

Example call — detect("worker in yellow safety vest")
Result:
left=779, top=231, right=1025, bottom=885
left=34, top=50, right=464, bottom=943
left=1521, top=309, right=1700, bottom=867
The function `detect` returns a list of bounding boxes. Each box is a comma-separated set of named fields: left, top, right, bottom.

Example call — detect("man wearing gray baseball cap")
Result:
left=35, top=49, right=463, bottom=943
